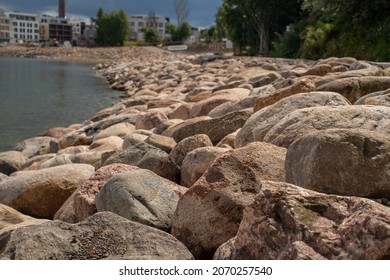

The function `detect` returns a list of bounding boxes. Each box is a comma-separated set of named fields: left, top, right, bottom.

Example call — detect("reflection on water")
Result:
left=0, top=57, right=120, bottom=152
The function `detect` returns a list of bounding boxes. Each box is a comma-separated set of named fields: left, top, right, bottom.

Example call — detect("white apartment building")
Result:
left=7, top=12, right=40, bottom=44
left=128, top=15, right=169, bottom=41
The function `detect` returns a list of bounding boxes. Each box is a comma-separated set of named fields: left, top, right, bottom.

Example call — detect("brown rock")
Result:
left=145, top=134, right=177, bottom=153
left=171, top=142, right=286, bottom=259
left=0, top=164, right=95, bottom=219
left=214, top=181, right=390, bottom=260
left=180, top=146, right=229, bottom=187
left=316, top=77, right=390, bottom=103
left=163, top=110, right=252, bottom=145
left=254, top=78, right=316, bottom=112
left=135, top=111, right=169, bottom=130
left=0, top=151, right=28, bottom=175
left=285, top=128, right=390, bottom=198
left=169, top=134, right=213, bottom=166
left=93, top=123, right=135, bottom=141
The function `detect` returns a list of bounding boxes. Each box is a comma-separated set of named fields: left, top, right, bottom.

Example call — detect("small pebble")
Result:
left=382, top=198, right=389, bottom=204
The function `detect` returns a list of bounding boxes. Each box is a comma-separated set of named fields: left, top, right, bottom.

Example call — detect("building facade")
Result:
left=7, top=12, right=40, bottom=44
left=0, top=10, right=11, bottom=43
left=40, top=15, right=72, bottom=45
left=70, top=19, right=97, bottom=46
left=128, top=15, right=169, bottom=41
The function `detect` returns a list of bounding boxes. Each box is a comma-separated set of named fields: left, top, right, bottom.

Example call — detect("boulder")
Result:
left=316, top=77, right=390, bottom=103
left=235, top=91, right=351, bottom=148
left=168, top=103, right=193, bottom=120
left=208, top=96, right=258, bottom=118
left=58, top=131, right=93, bottom=149
left=0, top=151, right=28, bottom=175
left=189, top=96, right=239, bottom=118
left=214, top=181, right=390, bottom=260
left=122, top=133, right=149, bottom=149
left=103, top=142, right=180, bottom=182
left=362, top=92, right=390, bottom=107
left=181, top=146, right=229, bottom=187
left=38, top=126, right=76, bottom=139
left=0, top=212, right=194, bottom=260
left=0, top=164, right=95, bottom=219
left=169, top=134, right=213, bottom=166
left=0, top=204, right=38, bottom=231
left=15, top=136, right=58, bottom=158
left=163, top=110, right=252, bottom=145
left=254, top=78, right=316, bottom=112
left=171, top=142, right=286, bottom=259
left=90, top=136, right=124, bottom=152
left=144, top=134, right=177, bottom=154
left=263, top=105, right=390, bottom=148
left=38, top=152, right=103, bottom=169
left=286, top=129, right=390, bottom=198
left=54, top=164, right=139, bottom=223
left=93, top=122, right=135, bottom=141
left=96, top=170, right=180, bottom=231
left=0, top=173, right=7, bottom=183
left=135, top=111, right=168, bottom=130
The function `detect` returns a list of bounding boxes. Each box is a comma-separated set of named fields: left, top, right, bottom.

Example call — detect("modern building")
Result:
left=0, top=9, right=11, bottom=43
left=7, top=12, right=40, bottom=44
left=128, top=15, right=169, bottom=41
left=40, top=15, right=72, bottom=45
left=70, top=18, right=97, bottom=46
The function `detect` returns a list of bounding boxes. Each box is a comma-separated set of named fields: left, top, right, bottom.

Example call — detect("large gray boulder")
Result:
left=0, top=212, right=194, bottom=260
left=285, top=128, right=390, bottom=198
left=0, top=164, right=95, bottom=219
left=103, top=142, right=180, bottom=182
left=263, top=105, right=390, bottom=148
left=54, top=164, right=139, bottom=223
left=235, top=91, right=351, bottom=148
left=171, top=142, right=286, bottom=259
left=96, top=169, right=180, bottom=231
left=214, top=181, right=390, bottom=260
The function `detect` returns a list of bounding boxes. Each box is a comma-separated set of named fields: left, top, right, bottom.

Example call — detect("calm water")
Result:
left=0, top=57, right=120, bottom=152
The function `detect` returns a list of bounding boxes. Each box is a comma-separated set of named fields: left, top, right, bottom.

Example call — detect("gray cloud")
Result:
left=0, top=0, right=222, bottom=27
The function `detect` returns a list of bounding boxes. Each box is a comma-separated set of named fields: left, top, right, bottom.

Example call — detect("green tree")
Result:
left=166, top=22, right=192, bottom=43
left=216, top=0, right=302, bottom=55
left=143, top=28, right=161, bottom=45
left=96, top=8, right=130, bottom=46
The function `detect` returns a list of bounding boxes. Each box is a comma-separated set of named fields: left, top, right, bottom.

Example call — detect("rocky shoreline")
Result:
left=0, top=45, right=390, bottom=260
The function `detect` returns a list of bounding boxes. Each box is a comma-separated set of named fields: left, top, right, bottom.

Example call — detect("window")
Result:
left=159, top=22, right=164, bottom=28
left=138, top=22, right=143, bottom=27
left=14, top=28, right=18, bottom=32
left=130, top=22, right=135, bottom=27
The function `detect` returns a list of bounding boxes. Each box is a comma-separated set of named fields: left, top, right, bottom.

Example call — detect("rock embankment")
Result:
left=1, top=46, right=390, bottom=260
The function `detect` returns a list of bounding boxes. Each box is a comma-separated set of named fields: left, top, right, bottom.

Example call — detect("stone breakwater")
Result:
left=1, top=46, right=390, bottom=260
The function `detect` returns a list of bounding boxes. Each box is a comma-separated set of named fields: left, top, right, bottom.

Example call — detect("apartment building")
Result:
left=70, top=19, right=97, bottom=46
left=128, top=15, right=169, bottom=41
left=0, top=10, right=11, bottom=43
left=40, top=15, right=72, bottom=45
left=7, top=12, right=40, bottom=44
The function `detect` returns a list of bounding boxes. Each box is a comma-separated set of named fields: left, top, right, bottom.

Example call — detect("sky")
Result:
left=0, top=0, right=222, bottom=27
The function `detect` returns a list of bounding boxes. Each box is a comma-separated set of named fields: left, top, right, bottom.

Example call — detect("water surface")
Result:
left=0, top=57, right=120, bottom=152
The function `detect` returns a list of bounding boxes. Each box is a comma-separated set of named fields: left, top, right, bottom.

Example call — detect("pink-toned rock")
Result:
left=93, top=122, right=135, bottom=141
left=54, top=164, right=139, bottom=223
left=169, top=134, right=213, bottom=166
left=171, top=142, right=286, bottom=259
left=180, top=146, right=229, bottom=187
left=214, top=181, right=390, bottom=260
left=90, top=136, right=124, bottom=152
left=168, top=103, right=193, bottom=120
left=38, top=127, right=76, bottom=138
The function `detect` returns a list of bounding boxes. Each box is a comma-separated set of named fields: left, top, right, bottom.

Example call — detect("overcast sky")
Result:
left=0, top=0, right=222, bottom=27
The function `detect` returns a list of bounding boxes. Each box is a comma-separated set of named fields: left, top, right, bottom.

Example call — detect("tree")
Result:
left=173, top=0, right=190, bottom=26
left=216, top=0, right=302, bottom=55
left=96, top=8, right=130, bottom=46
left=143, top=28, right=161, bottom=45
left=166, top=22, right=192, bottom=43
